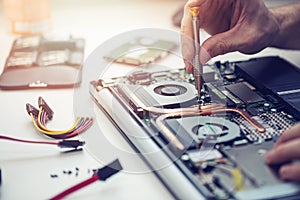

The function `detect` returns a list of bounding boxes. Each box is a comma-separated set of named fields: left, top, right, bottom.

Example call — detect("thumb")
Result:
left=200, top=29, right=240, bottom=64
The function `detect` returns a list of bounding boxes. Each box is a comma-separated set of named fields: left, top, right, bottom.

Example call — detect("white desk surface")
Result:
left=0, top=0, right=300, bottom=199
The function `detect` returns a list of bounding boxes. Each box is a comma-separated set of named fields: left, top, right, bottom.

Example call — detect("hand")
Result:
left=265, top=122, right=300, bottom=181
left=181, top=0, right=280, bottom=72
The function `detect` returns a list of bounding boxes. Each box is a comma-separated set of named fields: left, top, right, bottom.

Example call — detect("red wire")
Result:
left=42, top=110, right=47, bottom=125
left=0, top=135, right=58, bottom=145
left=38, top=108, right=93, bottom=139
left=66, top=119, right=94, bottom=138
left=50, top=173, right=99, bottom=200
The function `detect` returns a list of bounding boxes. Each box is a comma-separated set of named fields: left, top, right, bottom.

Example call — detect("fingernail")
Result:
left=199, top=48, right=211, bottom=64
left=265, top=151, right=273, bottom=164
left=280, top=165, right=290, bottom=180
left=184, top=59, right=193, bottom=73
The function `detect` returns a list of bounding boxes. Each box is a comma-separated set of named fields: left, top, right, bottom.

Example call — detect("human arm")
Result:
left=270, top=3, right=300, bottom=49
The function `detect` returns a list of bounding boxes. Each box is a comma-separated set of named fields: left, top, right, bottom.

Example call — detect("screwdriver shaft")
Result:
left=189, top=7, right=202, bottom=101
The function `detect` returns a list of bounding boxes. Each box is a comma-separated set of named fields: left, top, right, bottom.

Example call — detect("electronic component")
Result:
left=117, top=81, right=197, bottom=109
left=26, top=97, right=93, bottom=139
left=38, top=96, right=54, bottom=119
left=224, top=74, right=237, bottom=81
left=104, top=37, right=176, bottom=66
left=128, top=70, right=151, bottom=85
left=14, top=36, right=40, bottom=50
left=221, top=141, right=300, bottom=199
left=233, top=111, right=294, bottom=142
left=236, top=56, right=300, bottom=118
left=202, top=65, right=216, bottom=82
left=0, top=35, right=84, bottom=90
left=205, top=83, right=239, bottom=107
left=166, top=116, right=240, bottom=144
left=90, top=56, right=300, bottom=199
left=223, top=141, right=279, bottom=185
left=187, top=149, right=223, bottom=164
left=6, top=51, right=37, bottom=67
left=225, top=82, right=264, bottom=104
left=242, top=81, right=256, bottom=90
left=221, top=89, right=243, bottom=106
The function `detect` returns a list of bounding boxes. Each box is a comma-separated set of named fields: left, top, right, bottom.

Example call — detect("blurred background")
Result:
left=0, top=0, right=300, bottom=45
left=0, top=0, right=300, bottom=70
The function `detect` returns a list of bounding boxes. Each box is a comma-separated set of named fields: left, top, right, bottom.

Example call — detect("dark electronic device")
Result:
left=0, top=36, right=84, bottom=90
left=90, top=56, right=300, bottom=199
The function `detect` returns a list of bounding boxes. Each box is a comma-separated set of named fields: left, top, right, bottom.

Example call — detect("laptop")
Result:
left=90, top=56, right=300, bottom=199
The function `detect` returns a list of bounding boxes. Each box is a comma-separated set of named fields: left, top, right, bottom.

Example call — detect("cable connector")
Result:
left=38, top=96, right=54, bottom=119
left=49, top=159, right=122, bottom=200
left=97, top=159, right=123, bottom=181
left=26, top=103, right=39, bottom=117
left=58, top=140, right=85, bottom=149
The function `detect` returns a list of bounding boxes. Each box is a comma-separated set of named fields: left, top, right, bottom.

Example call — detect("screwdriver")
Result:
left=189, top=6, right=202, bottom=102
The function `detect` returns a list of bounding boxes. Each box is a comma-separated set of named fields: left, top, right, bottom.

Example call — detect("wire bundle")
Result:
left=26, top=97, right=93, bottom=139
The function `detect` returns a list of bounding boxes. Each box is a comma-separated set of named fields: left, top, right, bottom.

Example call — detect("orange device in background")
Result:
left=3, top=0, right=51, bottom=35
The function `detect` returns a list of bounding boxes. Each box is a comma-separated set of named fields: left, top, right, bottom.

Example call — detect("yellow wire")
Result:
left=37, top=106, right=81, bottom=133
left=30, top=112, right=80, bottom=135
left=232, top=168, right=244, bottom=191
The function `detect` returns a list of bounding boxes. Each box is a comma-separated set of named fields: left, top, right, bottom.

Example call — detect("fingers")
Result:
left=265, top=138, right=300, bottom=164
left=279, top=163, right=300, bottom=181
left=183, top=59, right=193, bottom=73
left=266, top=122, right=300, bottom=181
left=267, top=148, right=300, bottom=181
left=274, top=122, right=300, bottom=148
left=200, top=28, right=239, bottom=63
left=183, top=27, right=237, bottom=65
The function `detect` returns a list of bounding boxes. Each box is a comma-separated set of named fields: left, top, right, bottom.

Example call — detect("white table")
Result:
left=0, top=0, right=300, bottom=199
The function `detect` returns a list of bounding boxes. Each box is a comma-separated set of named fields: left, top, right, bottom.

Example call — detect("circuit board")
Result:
left=90, top=56, right=300, bottom=199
